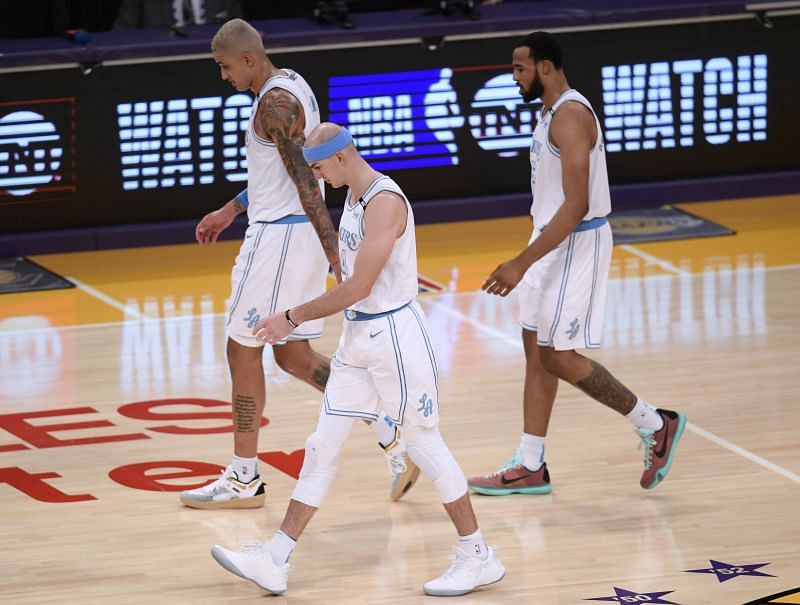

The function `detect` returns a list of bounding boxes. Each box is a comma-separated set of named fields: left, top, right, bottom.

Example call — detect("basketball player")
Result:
left=209, top=123, right=505, bottom=597
left=469, top=32, right=687, bottom=495
left=181, top=19, right=418, bottom=510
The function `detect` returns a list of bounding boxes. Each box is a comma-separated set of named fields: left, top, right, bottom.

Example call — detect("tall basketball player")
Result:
left=181, top=19, right=418, bottom=510
left=469, top=31, right=687, bottom=496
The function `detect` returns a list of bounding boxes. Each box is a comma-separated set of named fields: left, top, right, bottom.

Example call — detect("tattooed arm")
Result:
left=258, top=88, right=342, bottom=282
left=195, top=195, right=246, bottom=245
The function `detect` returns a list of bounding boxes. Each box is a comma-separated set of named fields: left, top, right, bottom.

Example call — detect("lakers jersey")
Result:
left=338, top=175, right=418, bottom=314
left=246, top=69, right=323, bottom=223
left=529, top=89, right=611, bottom=228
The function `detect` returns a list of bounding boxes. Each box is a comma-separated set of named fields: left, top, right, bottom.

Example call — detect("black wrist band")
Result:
left=285, top=309, right=299, bottom=329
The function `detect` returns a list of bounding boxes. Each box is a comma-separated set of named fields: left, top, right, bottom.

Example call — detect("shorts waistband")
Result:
left=257, top=214, right=310, bottom=225
left=573, top=216, right=608, bottom=232
left=539, top=216, right=608, bottom=234
left=344, top=301, right=411, bottom=321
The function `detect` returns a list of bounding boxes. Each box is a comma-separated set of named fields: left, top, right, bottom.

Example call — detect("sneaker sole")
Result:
left=390, top=465, right=421, bottom=501
left=468, top=484, right=552, bottom=496
left=210, top=546, right=286, bottom=596
left=423, top=568, right=506, bottom=596
left=643, top=412, right=687, bottom=490
left=180, top=492, right=266, bottom=509
left=211, top=546, right=249, bottom=581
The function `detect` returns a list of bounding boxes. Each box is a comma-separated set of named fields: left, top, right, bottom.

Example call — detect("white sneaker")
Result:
left=180, top=465, right=265, bottom=509
left=383, top=430, right=421, bottom=501
left=423, top=546, right=505, bottom=596
left=211, top=541, right=290, bottom=595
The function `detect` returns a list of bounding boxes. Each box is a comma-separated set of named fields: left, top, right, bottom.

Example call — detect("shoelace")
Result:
left=387, top=451, right=407, bottom=477
left=487, top=450, right=523, bottom=477
left=241, top=541, right=293, bottom=573
left=241, top=540, right=272, bottom=555
left=635, top=428, right=656, bottom=470
left=197, top=466, right=232, bottom=490
left=440, top=548, right=478, bottom=579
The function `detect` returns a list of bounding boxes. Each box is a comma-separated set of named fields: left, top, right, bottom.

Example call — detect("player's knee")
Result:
left=272, top=345, right=299, bottom=375
left=302, top=431, right=343, bottom=474
left=226, top=338, right=263, bottom=372
left=404, top=426, right=467, bottom=504
left=273, top=341, right=315, bottom=377
left=293, top=430, right=344, bottom=507
left=538, top=346, right=565, bottom=375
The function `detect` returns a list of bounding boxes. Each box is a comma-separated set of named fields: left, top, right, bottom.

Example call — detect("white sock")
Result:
left=519, top=433, right=546, bottom=471
left=232, top=455, right=258, bottom=482
left=458, top=529, right=488, bottom=560
left=625, top=398, right=663, bottom=431
left=373, top=414, right=397, bottom=448
left=269, top=530, right=296, bottom=565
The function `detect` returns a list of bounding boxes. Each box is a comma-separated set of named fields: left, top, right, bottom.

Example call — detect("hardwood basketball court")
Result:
left=1, top=194, right=798, bottom=604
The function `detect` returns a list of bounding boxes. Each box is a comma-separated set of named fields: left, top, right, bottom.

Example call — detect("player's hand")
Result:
left=482, top=257, right=528, bottom=297
left=196, top=205, right=236, bottom=245
left=252, top=312, right=292, bottom=345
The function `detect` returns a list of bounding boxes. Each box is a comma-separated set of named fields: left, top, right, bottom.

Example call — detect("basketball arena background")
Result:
left=0, top=3, right=798, bottom=248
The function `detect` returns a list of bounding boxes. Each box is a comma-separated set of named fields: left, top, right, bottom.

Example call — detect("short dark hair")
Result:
left=515, top=31, right=563, bottom=69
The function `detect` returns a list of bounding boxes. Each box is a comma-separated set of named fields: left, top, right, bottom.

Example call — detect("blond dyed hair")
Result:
left=211, top=18, right=264, bottom=55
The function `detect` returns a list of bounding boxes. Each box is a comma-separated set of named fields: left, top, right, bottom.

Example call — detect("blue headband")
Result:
left=303, top=128, right=353, bottom=163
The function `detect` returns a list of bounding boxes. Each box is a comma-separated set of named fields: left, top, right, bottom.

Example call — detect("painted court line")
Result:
left=618, top=244, right=688, bottom=275
left=686, top=422, right=800, bottom=484
left=68, top=277, right=144, bottom=319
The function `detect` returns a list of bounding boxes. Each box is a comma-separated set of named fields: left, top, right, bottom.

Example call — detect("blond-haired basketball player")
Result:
left=209, top=122, right=505, bottom=597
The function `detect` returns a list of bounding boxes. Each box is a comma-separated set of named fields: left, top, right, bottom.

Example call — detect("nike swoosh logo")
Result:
left=500, top=473, right=535, bottom=485
left=369, top=330, right=384, bottom=339
left=654, top=423, right=670, bottom=458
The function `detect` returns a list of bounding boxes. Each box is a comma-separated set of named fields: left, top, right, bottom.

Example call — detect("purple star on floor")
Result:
left=585, top=587, right=680, bottom=604
left=684, top=560, right=774, bottom=583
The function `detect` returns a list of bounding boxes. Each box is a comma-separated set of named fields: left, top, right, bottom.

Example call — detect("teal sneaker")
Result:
left=637, top=409, right=687, bottom=489
left=467, top=450, right=552, bottom=496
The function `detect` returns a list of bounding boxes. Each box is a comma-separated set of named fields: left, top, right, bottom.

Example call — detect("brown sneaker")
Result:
left=468, top=451, right=552, bottom=496
left=636, top=409, right=687, bottom=489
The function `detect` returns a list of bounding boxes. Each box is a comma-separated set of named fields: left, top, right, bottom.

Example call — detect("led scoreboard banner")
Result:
left=0, top=15, right=796, bottom=234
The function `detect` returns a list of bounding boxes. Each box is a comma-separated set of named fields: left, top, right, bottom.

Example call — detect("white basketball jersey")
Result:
left=529, top=89, right=611, bottom=228
left=339, top=175, right=418, bottom=314
left=246, top=69, right=323, bottom=223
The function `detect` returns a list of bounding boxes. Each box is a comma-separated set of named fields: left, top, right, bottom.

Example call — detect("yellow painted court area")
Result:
left=2, top=194, right=798, bottom=327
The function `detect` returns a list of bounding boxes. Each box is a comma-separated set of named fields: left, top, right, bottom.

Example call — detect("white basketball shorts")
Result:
left=227, top=217, right=328, bottom=347
left=323, top=300, right=440, bottom=428
left=518, top=220, right=612, bottom=350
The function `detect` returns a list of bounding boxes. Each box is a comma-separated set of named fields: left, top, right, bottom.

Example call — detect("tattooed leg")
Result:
left=274, top=341, right=373, bottom=430
left=575, top=360, right=637, bottom=414
left=539, top=348, right=637, bottom=415
left=227, top=337, right=267, bottom=457
left=273, top=339, right=331, bottom=393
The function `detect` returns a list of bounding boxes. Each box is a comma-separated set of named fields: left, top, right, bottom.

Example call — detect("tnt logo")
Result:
left=468, top=73, right=539, bottom=158
left=0, top=98, right=76, bottom=201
